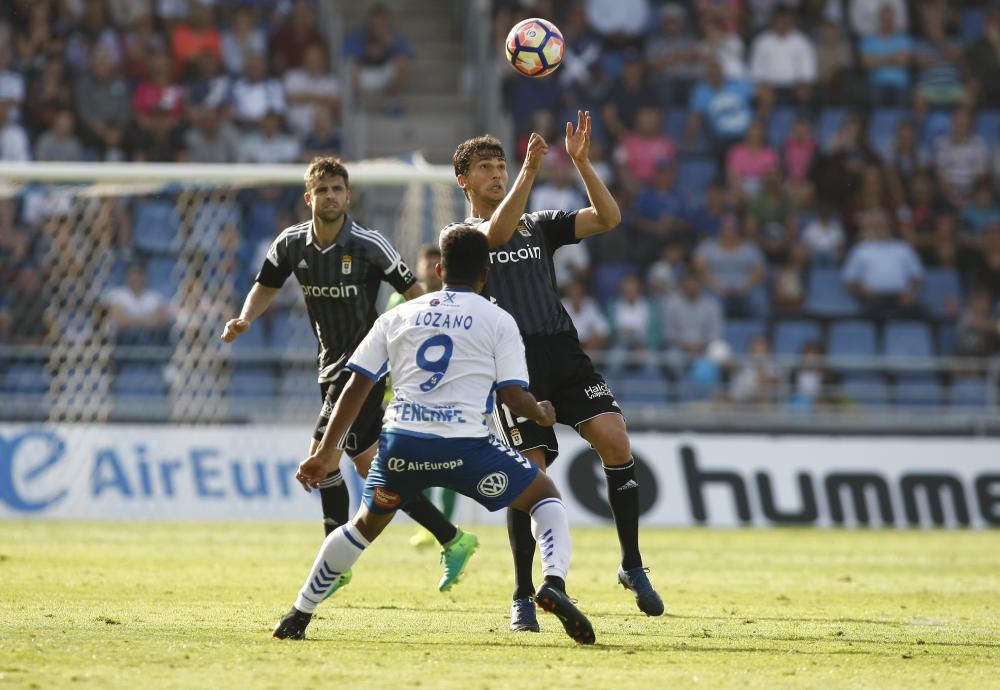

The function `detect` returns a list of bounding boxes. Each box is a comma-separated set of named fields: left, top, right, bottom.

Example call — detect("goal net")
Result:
left=0, top=160, right=462, bottom=425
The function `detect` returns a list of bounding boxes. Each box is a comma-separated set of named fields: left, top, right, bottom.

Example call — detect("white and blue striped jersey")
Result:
left=347, top=287, right=529, bottom=439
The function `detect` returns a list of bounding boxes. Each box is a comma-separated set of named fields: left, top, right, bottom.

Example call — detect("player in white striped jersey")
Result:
left=221, top=157, right=477, bottom=595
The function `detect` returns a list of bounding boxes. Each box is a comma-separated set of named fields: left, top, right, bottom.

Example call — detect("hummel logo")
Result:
left=617, top=479, right=638, bottom=492
left=298, top=259, right=309, bottom=269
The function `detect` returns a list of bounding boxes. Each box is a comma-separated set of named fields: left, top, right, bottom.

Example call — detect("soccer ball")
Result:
left=505, top=18, right=564, bottom=78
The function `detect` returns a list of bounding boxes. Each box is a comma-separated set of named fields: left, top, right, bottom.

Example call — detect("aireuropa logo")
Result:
left=0, top=429, right=68, bottom=512
left=388, top=457, right=406, bottom=472
left=477, top=471, right=508, bottom=497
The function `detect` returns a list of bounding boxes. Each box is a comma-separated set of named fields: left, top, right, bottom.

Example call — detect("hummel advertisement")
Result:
left=1, top=425, right=998, bottom=528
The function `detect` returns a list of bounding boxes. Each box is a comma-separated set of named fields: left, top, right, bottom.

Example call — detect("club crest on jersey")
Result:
left=516, top=221, right=531, bottom=237
left=341, top=255, right=352, bottom=274
left=510, top=428, right=522, bottom=445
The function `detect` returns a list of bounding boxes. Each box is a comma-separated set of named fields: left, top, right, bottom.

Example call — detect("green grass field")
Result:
left=1, top=522, right=997, bottom=690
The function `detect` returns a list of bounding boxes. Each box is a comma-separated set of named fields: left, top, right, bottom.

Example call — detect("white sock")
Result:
left=529, top=498, right=571, bottom=581
left=294, top=522, right=369, bottom=614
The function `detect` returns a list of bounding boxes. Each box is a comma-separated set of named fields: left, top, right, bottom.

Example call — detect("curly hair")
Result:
left=439, top=224, right=488, bottom=285
left=452, top=135, right=506, bottom=179
left=304, top=156, right=349, bottom=192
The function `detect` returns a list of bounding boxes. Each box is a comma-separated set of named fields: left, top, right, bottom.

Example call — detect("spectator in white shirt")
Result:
left=561, top=279, right=610, bottom=357
left=283, top=42, right=340, bottom=138
left=34, top=109, right=85, bottom=162
left=585, top=0, right=651, bottom=45
left=801, top=202, right=845, bottom=264
left=932, top=107, right=989, bottom=205
left=105, top=263, right=172, bottom=345
left=749, top=6, right=817, bottom=107
left=661, top=272, right=724, bottom=362
left=0, top=100, right=30, bottom=161
left=530, top=161, right=587, bottom=215
left=221, top=5, right=267, bottom=76
left=850, top=0, right=908, bottom=37
left=239, top=110, right=300, bottom=164
left=231, top=52, right=286, bottom=127
left=842, top=210, right=925, bottom=319
left=607, top=273, right=660, bottom=369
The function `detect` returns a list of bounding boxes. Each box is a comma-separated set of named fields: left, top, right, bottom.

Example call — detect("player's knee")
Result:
left=594, top=428, right=631, bottom=466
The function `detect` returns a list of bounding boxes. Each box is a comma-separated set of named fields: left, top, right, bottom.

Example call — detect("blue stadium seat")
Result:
left=229, top=322, right=269, bottom=351
left=840, top=374, right=889, bottom=406
left=272, top=309, right=317, bottom=356
left=937, top=322, right=957, bottom=355
left=591, top=263, right=637, bottom=305
left=817, top=108, right=848, bottom=151
left=920, top=268, right=962, bottom=320
left=145, top=256, right=179, bottom=299
left=664, top=108, right=688, bottom=141
left=894, top=375, right=943, bottom=407
left=947, top=378, right=989, bottom=408
left=962, top=7, right=985, bottom=41
left=883, top=321, right=934, bottom=358
left=676, top=157, right=718, bottom=202
left=828, top=320, right=877, bottom=357
left=246, top=201, right=280, bottom=242
left=767, top=107, right=798, bottom=148
left=974, top=109, right=1000, bottom=150
left=612, top=369, right=670, bottom=406
left=724, top=318, right=767, bottom=354
left=133, top=199, right=179, bottom=254
left=229, top=366, right=278, bottom=398
left=113, top=363, right=167, bottom=397
left=773, top=320, right=822, bottom=356
left=868, top=108, right=907, bottom=161
left=806, top=266, right=859, bottom=318
left=3, top=362, right=51, bottom=394
left=921, top=109, right=952, bottom=150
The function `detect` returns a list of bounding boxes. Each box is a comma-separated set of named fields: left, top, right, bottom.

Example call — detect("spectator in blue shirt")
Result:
left=912, top=2, right=966, bottom=113
left=843, top=210, right=925, bottom=320
left=344, top=3, right=414, bottom=114
left=634, top=159, right=691, bottom=256
left=686, top=57, right=754, bottom=160
left=859, top=5, right=913, bottom=107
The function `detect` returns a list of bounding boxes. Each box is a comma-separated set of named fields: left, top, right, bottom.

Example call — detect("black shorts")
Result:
left=313, top=369, right=387, bottom=456
left=491, top=332, right=622, bottom=465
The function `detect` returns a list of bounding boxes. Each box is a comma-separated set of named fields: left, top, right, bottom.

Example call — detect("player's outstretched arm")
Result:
left=479, top=132, right=548, bottom=248
left=566, top=110, right=621, bottom=239
left=297, top=371, right=376, bottom=491
left=220, top=283, right=279, bottom=342
left=497, top=384, right=556, bottom=427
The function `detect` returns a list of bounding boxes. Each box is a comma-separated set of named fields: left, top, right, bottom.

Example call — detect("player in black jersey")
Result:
left=222, top=157, right=478, bottom=594
left=448, top=114, right=664, bottom=631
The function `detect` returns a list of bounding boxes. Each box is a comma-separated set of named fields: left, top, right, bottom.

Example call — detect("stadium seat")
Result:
left=278, top=369, right=320, bottom=401
left=145, top=256, right=180, bottom=299
left=229, top=366, right=279, bottom=398
left=868, top=108, right=907, bottom=161
left=723, top=318, right=767, bottom=354
left=805, top=266, right=859, bottom=318
left=228, top=321, right=269, bottom=351
left=974, top=109, right=1000, bottom=150
left=112, top=363, right=167, bottom=397
left=894, top=375, right=944, bottom=408
left=883, top=321, right=934, bottom=358
left=937, top=322, right=957, bottom=356
left=920, top=268, right=962, bottom=320
left=839, top=374, right=889, bottom=406
left=962, top=7, right=985, bottom=41
left=828, top=320, right=877, bottom=358
left=947, top=378, right=989, bottom=408
left=773, top=320, right=822, bottom=357
left=611, top=369, right=670, bottom=406
left=921, top=109, right=952, bottom=150
left=246, top=201, right=280, bottom=243
left=676, top=157, right=718, bottom=203
left=817, top=107, right=848, bottom=151
left=591, top=263, right=638, bottom=305
left=664, top=107, right=688, bottom=141
left=272, top=309, right=317, bottom=356
left=3, top=362, right=51, bottom=395
left=133, top=199, right=180, bottom=254
left=767, top=107, right=798, bottom=149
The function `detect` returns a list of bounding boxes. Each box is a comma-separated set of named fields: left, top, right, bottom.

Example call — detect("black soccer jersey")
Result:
left=256, top=215, right=417, bottom=381
left=448, top=210, right=579, bottom=337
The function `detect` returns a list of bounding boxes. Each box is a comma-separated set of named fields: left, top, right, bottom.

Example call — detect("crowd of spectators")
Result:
left=500, top=0, right=1000, bottom=406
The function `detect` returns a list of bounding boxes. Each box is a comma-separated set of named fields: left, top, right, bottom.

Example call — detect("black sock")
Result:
left=508, top=508, right=536, bottom=600
left=604, top=459, right=643, bottom=570
left=543, top=574, right=566, bottom=593
left=318, top=471, right=349, bottom=536
left=401, top=494, right=458, bottom=545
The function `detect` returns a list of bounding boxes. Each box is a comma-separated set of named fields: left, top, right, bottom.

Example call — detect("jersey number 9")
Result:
left=416, top=334, right=454, bottom=392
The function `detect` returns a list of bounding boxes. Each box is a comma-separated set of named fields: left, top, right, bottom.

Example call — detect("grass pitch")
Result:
left=1, top=522, right=997, bottom=690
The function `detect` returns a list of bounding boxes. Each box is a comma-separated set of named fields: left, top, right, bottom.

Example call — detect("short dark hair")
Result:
left=439, top=225, right=488, bottom=285
left=304, top=156, right=349, bottom=192
left=452, top=135, right=506, bottom=186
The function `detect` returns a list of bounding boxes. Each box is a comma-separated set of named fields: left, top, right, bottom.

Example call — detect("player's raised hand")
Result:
left=523, top=132, right=549, bottom=172
left=535, top=400, right=556, bottom=427
left=296, top=453, right=336, bottom=493
left=565, top=110, right=591, bottom=162
left=221, top=317, right=250, bottom=343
